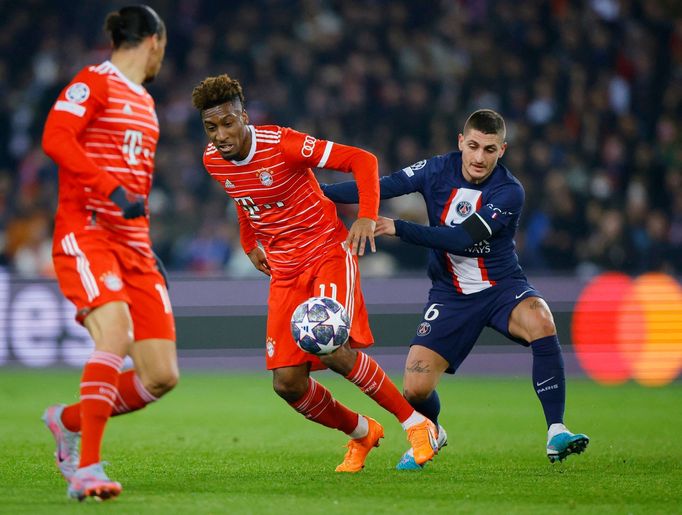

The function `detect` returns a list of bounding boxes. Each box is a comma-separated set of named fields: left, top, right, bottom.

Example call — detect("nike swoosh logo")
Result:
left=536, top=377, right=555, bottom=387
left=515, top=289, right=533, bottom=299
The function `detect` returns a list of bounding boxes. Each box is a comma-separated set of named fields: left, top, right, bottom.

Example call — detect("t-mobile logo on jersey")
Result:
left=234, top=196, right=285, bottom=219
left=122, top=129, right=144, bottom=165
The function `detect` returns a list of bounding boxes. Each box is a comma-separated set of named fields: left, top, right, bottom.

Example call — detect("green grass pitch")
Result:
left=1, top=369, right=680, bottom=514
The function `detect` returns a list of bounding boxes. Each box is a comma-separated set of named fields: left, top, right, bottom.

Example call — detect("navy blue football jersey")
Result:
left=322, top=151, right=527, bottom=296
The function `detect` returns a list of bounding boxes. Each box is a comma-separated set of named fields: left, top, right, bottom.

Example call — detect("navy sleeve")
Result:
left=394, top=220, right=477, bottom=253
left=321, top=159, right=429, bottom=203
left=393, top=182, right=525, bottom=253
left=477, top=183, right=525, bottom=228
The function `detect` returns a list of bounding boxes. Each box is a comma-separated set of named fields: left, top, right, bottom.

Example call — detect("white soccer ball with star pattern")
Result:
left=290, top=296, right=350, bottom=355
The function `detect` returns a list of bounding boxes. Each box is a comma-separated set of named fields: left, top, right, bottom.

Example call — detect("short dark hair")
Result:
left=104, top=5, right=165, bottom=50
left=463, top=109, right=506, bottom=140
left=191, top=74, right=246, bottom=112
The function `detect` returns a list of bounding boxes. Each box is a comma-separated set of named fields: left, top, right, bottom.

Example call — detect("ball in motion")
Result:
left=290, top=296, right=350, bottom=355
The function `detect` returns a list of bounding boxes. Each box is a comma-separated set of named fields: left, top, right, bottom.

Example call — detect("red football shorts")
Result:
left=53, top=230, right=175, bottom=342
left=266, top=242, right=374, bottom=370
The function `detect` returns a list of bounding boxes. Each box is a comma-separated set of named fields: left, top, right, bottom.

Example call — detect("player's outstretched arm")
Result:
left=321, top=168, right=420, bottom=204
left=393, top=213, right=496, bottom=253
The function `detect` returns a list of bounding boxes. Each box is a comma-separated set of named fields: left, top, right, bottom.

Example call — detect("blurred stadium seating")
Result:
left=1, top=0, right=680, bottom=278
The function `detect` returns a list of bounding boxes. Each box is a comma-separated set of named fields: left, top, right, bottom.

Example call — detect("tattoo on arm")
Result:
left=406, top=360, right=431, bottom=373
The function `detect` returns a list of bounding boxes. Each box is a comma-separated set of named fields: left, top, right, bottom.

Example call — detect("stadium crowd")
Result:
left=1, top=0, right=680, bottom=277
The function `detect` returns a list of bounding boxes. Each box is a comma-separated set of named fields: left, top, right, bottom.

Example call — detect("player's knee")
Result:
left=144, top=368, right=179, bottom=397
left=403, top=386, right=432, bottom=405
left=272, top=375, right=308, bottom=403
left=530, top=313, right=557, bottom=340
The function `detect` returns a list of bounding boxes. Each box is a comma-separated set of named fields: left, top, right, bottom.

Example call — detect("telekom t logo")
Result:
left=122, top=130, right=143, bottom=164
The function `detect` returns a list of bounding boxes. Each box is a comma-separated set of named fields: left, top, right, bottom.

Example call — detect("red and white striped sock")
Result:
left=79, top=351, right=123, bottom=468
left=111, top=369, right=158, bottom=415
left=289, top=377, right=359, bottom=435
left=60, top=369, right=159, bottom=431
left=346, top=352, right=417, bottom=424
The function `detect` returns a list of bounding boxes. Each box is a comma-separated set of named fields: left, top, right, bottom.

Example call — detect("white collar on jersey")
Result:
left=231, top=125, right=257, bottom=165
left=103, top=60, right=145, bottom=95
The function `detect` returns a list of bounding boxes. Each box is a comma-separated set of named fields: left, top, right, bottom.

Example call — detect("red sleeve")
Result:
left=41, top=67, right=121, bottom=197
left=279, top=127, right=379, bottom=220
left=235, top=201, right=258, bottom=254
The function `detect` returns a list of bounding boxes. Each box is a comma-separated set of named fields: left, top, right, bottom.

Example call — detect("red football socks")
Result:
left=78, top=351, right=123, bottom=468
left=60, top=369, right=158, bottom=432
left=289, top=377, right=359, bottom=434
left=346, top=352, right=414, bottom=423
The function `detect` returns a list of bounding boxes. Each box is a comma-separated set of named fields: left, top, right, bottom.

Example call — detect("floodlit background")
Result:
left=0, top=0, right=680, bottom=383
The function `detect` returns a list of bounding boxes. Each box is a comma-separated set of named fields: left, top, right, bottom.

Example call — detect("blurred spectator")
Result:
left=0, top=0, right=680, bottom=278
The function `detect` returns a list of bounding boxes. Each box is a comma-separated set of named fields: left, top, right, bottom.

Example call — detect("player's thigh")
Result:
left=410, top=299, right=485, bottom=375
left=313, top=244, right=373, bottom=346
left=507, top=296, right=556, bottom=342
left=124, top=260, right=176, bottom=342
left=403, top=344, right=449, bottom=399
left=486, top=280, right=554, bottom=344
left=82, top=301, right=134, bottom=355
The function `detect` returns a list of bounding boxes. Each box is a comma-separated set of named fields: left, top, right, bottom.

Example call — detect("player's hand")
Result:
left=247, top=247, right=271, bottom=276
left=374, top=216, right=397, bottom=236
left=346, top=217, right=376, bottom=256
left=109, top=186, right=146, bottom=219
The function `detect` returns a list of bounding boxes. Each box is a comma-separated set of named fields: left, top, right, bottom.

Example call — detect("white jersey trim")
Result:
left=55, top=100, right=86, bottom=117
left=61, top=232, right=100, bottom=302
left=316, top=141, right=334, bottom=168
left=231, top=126, right=258, bottom=166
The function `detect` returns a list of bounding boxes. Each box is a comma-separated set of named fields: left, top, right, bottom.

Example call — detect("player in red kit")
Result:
left=192, top=74, right=439, bottom=472
left=41, top=5, right=177, bottom=501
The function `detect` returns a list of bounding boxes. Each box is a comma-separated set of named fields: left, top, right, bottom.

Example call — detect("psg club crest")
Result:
left=456, top=201, right=473, bottom=216
left=257, top=169, right=274, bottom=187
left=417, top=322, right=431, bottom=336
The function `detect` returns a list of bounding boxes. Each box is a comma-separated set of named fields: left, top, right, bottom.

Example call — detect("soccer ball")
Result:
left=290, top=296, right=351, bottom=355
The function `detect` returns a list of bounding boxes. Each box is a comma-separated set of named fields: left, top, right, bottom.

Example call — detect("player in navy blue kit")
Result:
left=322, top=109, right=589, bottom=469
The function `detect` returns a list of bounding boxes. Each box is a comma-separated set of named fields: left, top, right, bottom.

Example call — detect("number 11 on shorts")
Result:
left=319, top=283, right=338, bottom=300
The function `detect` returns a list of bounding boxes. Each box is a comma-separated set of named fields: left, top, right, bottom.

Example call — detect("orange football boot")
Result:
left=406, top=418, right=438, bottom=465
left=335, top=417, right=384, bottom=472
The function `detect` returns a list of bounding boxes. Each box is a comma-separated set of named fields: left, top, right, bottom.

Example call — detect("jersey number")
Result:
left=424, top=303, right=443, bottom=321
left=318, top=282, right=338, bottom=300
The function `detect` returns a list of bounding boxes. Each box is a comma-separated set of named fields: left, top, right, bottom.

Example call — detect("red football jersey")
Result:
left=202, top=125, right=379, bottom=277
left=42, top=61, right=159, bottom=258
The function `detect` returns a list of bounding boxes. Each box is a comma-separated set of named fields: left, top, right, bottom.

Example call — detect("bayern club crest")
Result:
left=257, top=169, right=274, bottom=186
left=456, top=201, right=473, bottom=216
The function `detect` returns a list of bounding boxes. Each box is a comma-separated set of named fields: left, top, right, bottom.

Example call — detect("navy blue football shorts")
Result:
left=410, top=278, right=543, bottom=374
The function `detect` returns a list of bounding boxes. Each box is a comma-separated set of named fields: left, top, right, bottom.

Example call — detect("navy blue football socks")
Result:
left=409, top=390, right=441, bottom=426
left=531, top=335, right=566, bottom=427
